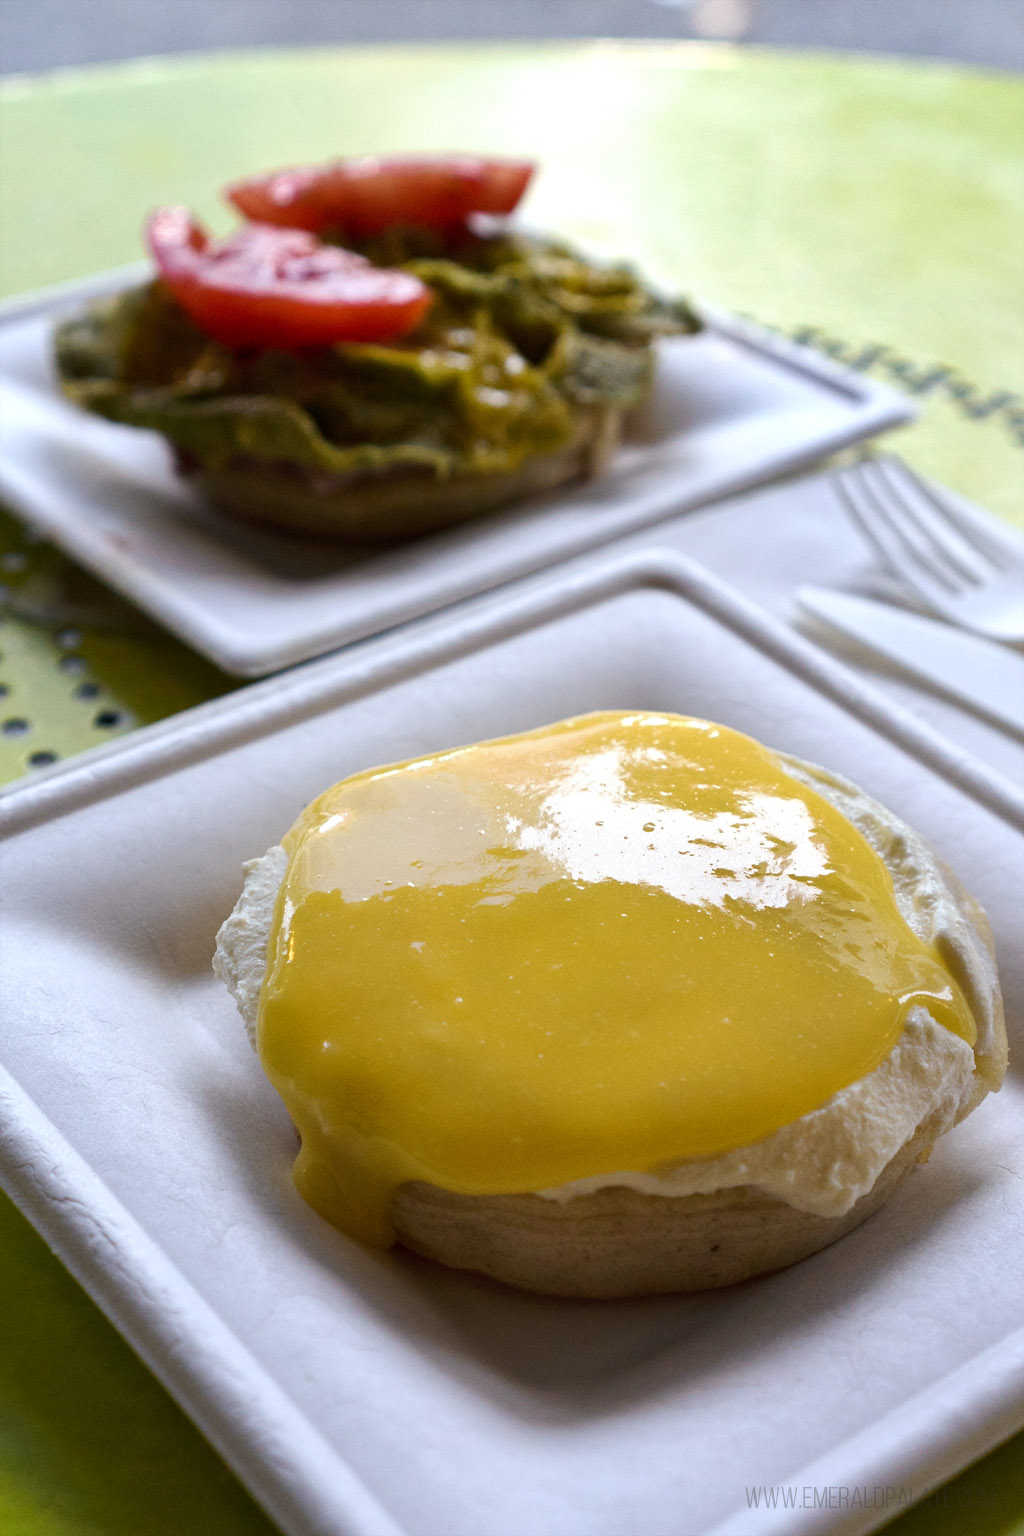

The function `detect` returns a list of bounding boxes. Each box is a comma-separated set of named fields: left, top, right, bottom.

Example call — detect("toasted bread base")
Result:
left=392, top=1108, right=946, bottom=1298
left=189, top=406, right=622, bottom=543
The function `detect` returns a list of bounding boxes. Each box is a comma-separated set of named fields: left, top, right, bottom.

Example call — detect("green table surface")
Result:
left=0, top=42, right=1021, bottom=1536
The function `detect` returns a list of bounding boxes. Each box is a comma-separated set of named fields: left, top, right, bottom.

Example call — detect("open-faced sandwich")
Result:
left=213, top=711, right=1006, bottom=1298
left=55, top=155, right=699, bottom=542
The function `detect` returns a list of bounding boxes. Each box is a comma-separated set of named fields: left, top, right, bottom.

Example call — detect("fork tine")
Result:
left=834, top=455, right=1024, bottom=641
left=875, top=454, right=1024, bottom=575
left=835, top=464, right=960, bottom=597
left=851, top=460, right=986, bottom=589
left=866, top=457, right=998, bottom=584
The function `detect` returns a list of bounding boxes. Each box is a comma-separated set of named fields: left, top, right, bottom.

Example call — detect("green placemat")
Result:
left=0, top=1192, right=276, bottom=1536
left=1, top=42, right=1021, bottom=1536
left=0, top=508, right=235, bottom=782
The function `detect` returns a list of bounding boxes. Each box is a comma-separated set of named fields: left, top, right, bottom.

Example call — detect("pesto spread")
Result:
left=55, top=227, right=698, bottom=494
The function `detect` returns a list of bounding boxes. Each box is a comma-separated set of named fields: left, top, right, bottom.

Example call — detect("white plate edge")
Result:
left=0, top=259, right=152, bottom=321
left=0, top=258, right=913, bottom=425
left=0, top=402, right=913, bottom=680
left=0, top=270, right=915, bottom=421
left=0, top=269, right=916, bottom=676
left=703, top=1328, right=1024, bottom=1536
left=0, top=266, right=913, bottom=420
left=1, top=546, right=1020, bottom=838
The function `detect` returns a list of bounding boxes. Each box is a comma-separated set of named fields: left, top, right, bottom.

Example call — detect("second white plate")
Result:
left=0, top=269, right=912, bottom=675
left=1, top=549, right=1020, bottom=1536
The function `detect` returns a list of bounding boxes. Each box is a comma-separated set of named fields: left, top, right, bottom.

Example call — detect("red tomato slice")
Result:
left=225, top=154, right=535, bottom=236
left=145, top=207, right=433, bottom=349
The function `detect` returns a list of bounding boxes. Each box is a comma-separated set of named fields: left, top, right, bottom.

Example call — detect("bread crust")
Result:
left=188, top=405, right=622, bottom=543
left=392, top=1107, right=948, bottom=1298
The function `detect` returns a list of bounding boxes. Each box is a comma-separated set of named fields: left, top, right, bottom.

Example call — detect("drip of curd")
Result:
left=257, top=712, right=976, bottom=1245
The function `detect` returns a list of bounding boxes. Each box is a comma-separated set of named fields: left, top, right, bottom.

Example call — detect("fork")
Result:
left=833, top=454, right=1024, bottom=643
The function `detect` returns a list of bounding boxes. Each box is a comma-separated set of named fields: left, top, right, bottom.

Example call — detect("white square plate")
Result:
left=0, top=267, right=912, bottom=676
left=1, top=550, right=1020, bottom=1536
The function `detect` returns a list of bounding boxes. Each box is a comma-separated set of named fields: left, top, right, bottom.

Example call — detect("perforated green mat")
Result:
left=0, top=505, right=234, bottom=784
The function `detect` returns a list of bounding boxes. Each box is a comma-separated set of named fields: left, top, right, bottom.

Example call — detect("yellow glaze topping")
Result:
left=258, top=712, right=975, bottom=1245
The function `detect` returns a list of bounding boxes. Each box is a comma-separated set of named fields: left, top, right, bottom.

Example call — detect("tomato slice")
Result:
left=145, top=207, right=432, bottom=349
left=225, top=154, right=535, bottom=236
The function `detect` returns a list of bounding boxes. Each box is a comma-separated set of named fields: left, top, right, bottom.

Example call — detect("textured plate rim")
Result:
left=0, top=547, right=1017, bottom=835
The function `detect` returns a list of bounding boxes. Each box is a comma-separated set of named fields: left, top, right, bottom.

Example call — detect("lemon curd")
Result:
left=257, top=712, right=976, bottom=1246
